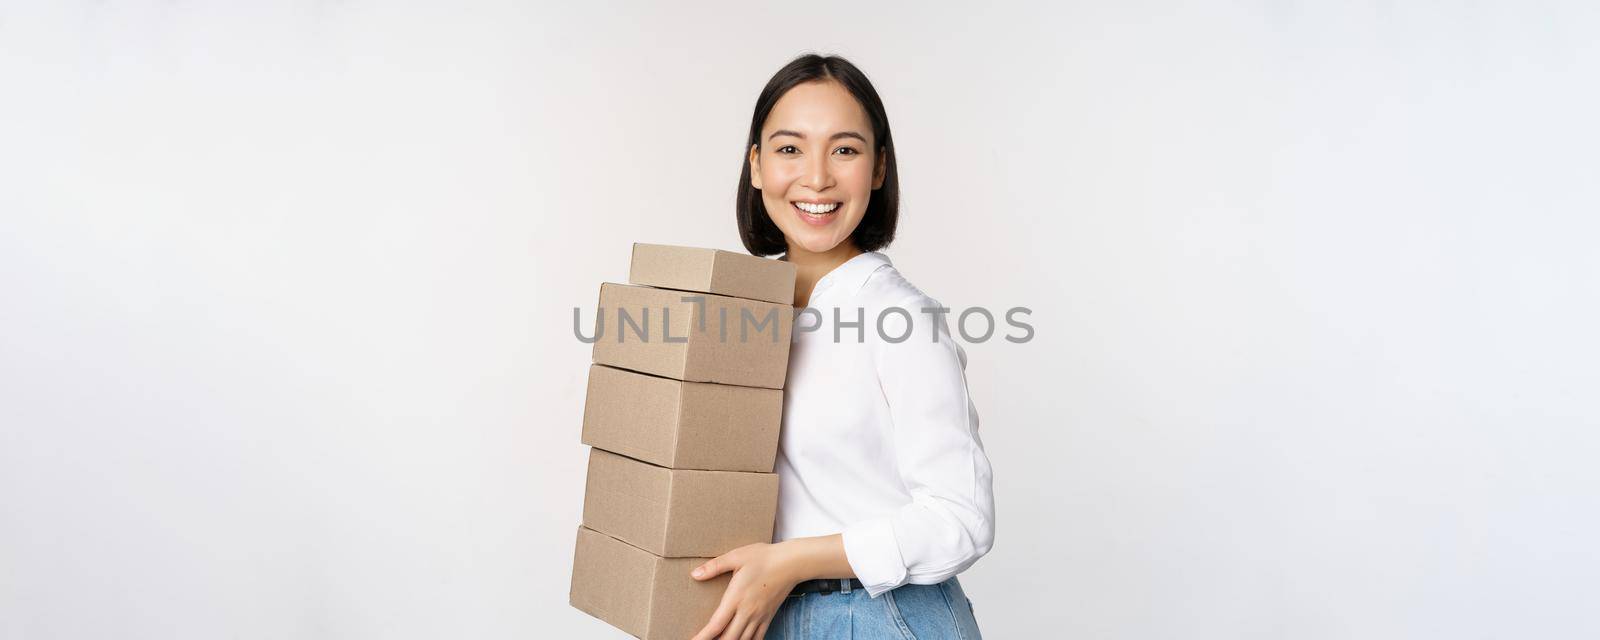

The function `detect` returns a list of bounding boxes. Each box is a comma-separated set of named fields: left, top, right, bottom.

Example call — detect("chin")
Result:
left=789, top=232, right=848, bottom=254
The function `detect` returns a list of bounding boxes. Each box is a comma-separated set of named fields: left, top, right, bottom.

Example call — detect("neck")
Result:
left=785, top=241, right=863, bottom=308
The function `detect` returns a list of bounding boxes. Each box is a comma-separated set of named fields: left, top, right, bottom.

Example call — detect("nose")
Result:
left=799, top=148, right=833, bottom=192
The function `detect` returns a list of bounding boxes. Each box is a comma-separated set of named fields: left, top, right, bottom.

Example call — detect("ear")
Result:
left=872, top=146, right=887, bottom=190
left=748, top=144, right=763, bottom=190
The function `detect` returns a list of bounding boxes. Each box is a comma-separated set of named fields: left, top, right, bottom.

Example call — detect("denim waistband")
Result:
left=788, top=578, right=866, bottom=597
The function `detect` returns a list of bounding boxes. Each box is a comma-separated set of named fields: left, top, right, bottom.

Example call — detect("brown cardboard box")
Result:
left=581, top=364, right=782, bottom=473
left=581, top=448, right=778, bottom=558
left=629, top=243, right=797, bottom=305
left=592, top=283, right=792, bottom=390
left=569, top=525, right=725, bottom=640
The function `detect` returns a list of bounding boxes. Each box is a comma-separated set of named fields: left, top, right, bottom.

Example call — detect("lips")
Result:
left=791, top=200, right=841, bottom=226
left=792, top=201, right=840, bottom=214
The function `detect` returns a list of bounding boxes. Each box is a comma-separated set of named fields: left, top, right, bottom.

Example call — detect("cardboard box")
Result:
left=581, top=364, right=782, bottom=473
left=629, top=243, right=797, bottom=305
left=581, top=448, right=778, bottom=558
left=570, top=525, right=725, bottom=640
left=592, top=283, right=792, bottom=390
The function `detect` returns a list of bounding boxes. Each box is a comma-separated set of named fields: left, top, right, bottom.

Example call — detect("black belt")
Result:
left=788, top=578, right=865, bottom=597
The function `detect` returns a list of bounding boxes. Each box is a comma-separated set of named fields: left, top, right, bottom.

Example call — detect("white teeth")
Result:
left=794, top=201, right=840, bottom=214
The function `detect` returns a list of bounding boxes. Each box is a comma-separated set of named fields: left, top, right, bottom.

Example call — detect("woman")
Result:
left=689, top=54, right=996, bottom=640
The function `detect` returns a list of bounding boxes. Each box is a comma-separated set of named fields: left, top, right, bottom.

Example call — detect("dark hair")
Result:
left=737, top=54, right=899, bottom=256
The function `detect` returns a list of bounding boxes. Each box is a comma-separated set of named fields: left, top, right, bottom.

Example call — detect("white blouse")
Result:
left=773, top=250, right=996, bottom=598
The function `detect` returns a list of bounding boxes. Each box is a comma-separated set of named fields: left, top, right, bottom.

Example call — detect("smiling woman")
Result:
left=690, top=54, right=994, bottom=640
left=736, top=57, right=899, bottom=283
left=749, top=84, right=884, bottom=262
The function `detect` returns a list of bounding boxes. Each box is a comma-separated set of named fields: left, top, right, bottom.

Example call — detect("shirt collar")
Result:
left=799, top=251, right=891, bottom=304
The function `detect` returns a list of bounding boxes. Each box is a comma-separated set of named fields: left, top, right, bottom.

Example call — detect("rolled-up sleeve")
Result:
left=840, top=294, right=997, bottom=597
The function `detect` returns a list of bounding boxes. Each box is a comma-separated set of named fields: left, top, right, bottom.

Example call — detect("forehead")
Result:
left=763, top=80, right=872, bottom=141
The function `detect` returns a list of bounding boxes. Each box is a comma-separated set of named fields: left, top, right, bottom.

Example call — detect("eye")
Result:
left=834, top=147, right=860, bottom=156
left=777, top=145, right=799, bottom=155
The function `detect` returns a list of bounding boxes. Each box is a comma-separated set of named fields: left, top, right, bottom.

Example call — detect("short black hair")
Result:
left=737, top=54, right=899, bottom=256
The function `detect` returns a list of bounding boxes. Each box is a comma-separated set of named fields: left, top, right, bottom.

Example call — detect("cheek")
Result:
left=840, top=163, right=877, bottom=194
left=843, top=164, right=876, bottom=200
left=760, top=161, right=799, bottom=193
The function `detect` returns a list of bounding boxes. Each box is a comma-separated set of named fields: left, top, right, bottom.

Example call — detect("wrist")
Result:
left=772, top=539, right=813, bottom=584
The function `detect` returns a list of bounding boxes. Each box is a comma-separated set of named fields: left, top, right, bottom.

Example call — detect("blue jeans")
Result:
left=765, top=577, right=983, bottom=639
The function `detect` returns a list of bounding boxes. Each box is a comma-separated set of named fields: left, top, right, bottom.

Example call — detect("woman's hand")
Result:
left=688, top=541, right=800, bottom=640
left=689, top=535, right=854, bottom=640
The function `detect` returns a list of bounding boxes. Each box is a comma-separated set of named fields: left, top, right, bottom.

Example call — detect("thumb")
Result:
left=691, top=552, right=739, bottom=581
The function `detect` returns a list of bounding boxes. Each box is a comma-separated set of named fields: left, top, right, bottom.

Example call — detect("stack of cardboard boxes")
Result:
left=570, top=243, right=797, bottom=639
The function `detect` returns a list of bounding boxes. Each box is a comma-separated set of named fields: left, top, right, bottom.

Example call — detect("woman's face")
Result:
left=749, top=79, right=886, bottom=256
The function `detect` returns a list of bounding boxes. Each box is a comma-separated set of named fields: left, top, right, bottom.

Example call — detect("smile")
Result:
left=792, top=201, right=840, bottom=214
left=792, top=200, right=841, bottom=226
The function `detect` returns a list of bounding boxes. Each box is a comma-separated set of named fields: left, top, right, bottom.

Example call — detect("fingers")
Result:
left=743, top=616, right=770, bottom=640
left=690, top=592, right=737, bottom=640
left=722, top=609, right=751, bottom=640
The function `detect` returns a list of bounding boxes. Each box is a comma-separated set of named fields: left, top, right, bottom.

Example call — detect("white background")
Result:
left=3, top=2, right=1597, bottom=638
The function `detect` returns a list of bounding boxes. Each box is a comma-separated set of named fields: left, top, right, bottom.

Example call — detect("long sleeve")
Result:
left=839, top=293, right=997, bottom=597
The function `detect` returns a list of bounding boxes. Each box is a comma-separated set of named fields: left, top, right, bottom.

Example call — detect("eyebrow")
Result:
left=767, top=129, right=868, bottom=144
